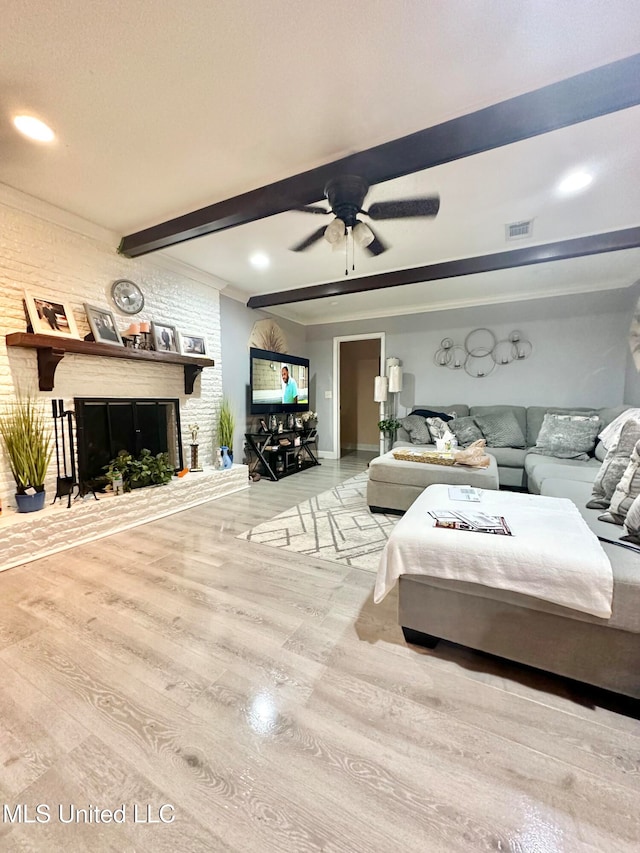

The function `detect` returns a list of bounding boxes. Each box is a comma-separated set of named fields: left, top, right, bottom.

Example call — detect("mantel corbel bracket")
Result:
left=184, top=364, right=203, bottom=394
left=37, top=347, right=65, bottom=391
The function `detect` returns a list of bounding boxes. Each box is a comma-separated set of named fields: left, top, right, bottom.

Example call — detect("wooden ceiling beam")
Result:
left=119, top=54, right=640, bottom=258
left=246, top=227, right=640, bottom=308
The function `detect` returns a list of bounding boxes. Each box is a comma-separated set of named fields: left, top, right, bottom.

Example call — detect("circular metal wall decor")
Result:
left=465, top=351, right=496, bottom=378
left=434, top=328, right=532, bottom=378
left=464, top=328, right=496, bottom=358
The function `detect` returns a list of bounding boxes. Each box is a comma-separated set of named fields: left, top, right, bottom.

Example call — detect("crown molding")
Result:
left=220, top=284, right=252, bottom=303
left=146, top=252, right=228, bottom=291
left=0, top=181, right=229, bottom=291
left=0, top=182, right=117, bottom=244
left=267, top=277, right=637, bottom=326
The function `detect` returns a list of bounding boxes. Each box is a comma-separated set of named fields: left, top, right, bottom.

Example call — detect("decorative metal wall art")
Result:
left=434, top=328, right=532, bottom=378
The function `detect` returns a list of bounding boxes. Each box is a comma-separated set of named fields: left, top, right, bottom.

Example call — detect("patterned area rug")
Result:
left=237, top=471, right=398, bottom=572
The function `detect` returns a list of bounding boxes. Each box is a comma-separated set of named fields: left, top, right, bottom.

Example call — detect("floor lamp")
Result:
left=375, top=358, right=403, bottom=452
left=386, top=357, right=403, bottom=420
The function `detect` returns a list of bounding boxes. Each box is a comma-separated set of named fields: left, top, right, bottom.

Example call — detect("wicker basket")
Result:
left=392, top=450, right=455, bottom=466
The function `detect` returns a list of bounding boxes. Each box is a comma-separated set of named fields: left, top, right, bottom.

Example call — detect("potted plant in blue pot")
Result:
left=0, top=394, right=53, bottom=512
left=217, top=398, right=235, bottom=467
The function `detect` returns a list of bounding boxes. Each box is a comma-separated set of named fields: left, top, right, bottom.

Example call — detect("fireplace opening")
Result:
left=75, top=398, right=183, bottom=487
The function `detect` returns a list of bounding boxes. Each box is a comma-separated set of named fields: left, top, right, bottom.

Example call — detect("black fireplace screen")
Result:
left=75, top=398, right=183, bottom=485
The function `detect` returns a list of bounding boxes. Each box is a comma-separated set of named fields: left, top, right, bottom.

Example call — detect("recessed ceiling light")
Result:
left=249, top=252, right=270, bottom=270
left=557, top=171, right=592, bottom=195
left=13, top=115, right=55, bottom=142
left=330, top=301, right=338, bottom=306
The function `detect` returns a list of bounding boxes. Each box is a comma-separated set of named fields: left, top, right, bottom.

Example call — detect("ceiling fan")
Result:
left=290, top=175, right=440, bottom=256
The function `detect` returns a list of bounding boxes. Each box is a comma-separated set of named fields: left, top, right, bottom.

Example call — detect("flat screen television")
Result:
left=250, top=347, right=310, bottom=414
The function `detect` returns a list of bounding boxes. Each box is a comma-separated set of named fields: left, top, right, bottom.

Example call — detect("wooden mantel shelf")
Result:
left=6, top=333, right=215, bottom=394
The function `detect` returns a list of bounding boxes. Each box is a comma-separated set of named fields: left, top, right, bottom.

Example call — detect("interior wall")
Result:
left=307, top=288, right=637, bottom=454
left=219, top=295, right=307, bottom=455
left=339, top=339, right=380, bottom=452
left=0, top=197, right=223, bottom=509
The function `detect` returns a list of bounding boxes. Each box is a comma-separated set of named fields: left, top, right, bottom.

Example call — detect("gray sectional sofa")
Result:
left=394, top=403, right=629, bottom=489
left=388, top=403, right=640, bottom=699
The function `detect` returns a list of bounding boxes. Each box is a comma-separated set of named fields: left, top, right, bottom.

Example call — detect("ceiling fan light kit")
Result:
left=292, top=174, right=440, bottom=263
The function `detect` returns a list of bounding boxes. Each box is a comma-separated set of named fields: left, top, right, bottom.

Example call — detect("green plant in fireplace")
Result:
left=104, top=449, right=174, bottom=492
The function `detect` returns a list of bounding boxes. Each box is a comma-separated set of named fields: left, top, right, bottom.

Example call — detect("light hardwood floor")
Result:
left=0, top=452, right=639, bottom=852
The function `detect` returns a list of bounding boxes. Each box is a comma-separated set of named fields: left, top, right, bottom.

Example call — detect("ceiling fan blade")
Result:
left=366, top=196, right=440, bottom=220
left=290, top=225, right=327, bottom=252
left=365, top=227, right=388, bottom=256
left=293, top=205, right=330, bottom=215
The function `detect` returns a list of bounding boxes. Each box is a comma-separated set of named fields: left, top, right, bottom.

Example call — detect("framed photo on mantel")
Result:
left=151, top=321, right=178, bottom=353
left=84, top=303, right=123, bottom=346
left=178, top=332, right=207, bottom=357
left=24, top=290, right=80, bottom=339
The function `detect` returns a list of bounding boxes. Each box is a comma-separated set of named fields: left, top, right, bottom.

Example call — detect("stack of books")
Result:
left=428, top=509, right=512, bottom=536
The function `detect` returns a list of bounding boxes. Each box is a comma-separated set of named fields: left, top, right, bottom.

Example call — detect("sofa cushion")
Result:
left=470, top=405, right=527, bottom=444
left=539, top=477, right=640, bottom=633
left=587, top=418, right=640, bottom=509
left=449, top=416, right=484, bottom=447
left=528, top=461, right=599, bottom=495
left=607, top=440, right=640, bottom=524
left=524, top=452, right=598, bottom=478
left=486, top=447, right=528, bottom=469
left=529, top=413, right=600, bottom=460
left=474, top=411, right=526, bottom=448
left=398, top=414, right=432, bottom=445
left=594, top=441, right=607, bottom=462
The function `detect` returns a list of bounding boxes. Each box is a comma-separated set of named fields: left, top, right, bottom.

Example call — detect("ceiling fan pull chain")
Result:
left=352, top=230, right=355, bottom=273
left=345, top=232, right=348, bottom=276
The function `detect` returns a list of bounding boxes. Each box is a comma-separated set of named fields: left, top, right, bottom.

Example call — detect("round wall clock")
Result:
left=111, top=279, right=144, bottom=314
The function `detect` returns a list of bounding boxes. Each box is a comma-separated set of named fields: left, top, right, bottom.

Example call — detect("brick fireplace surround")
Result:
left=0, top=187, right=247, bottom=570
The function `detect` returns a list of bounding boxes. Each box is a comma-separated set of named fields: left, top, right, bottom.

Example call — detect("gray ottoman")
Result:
left=367, top=450, right=499, bottom=513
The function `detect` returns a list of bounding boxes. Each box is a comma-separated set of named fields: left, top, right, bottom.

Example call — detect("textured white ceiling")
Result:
left=1, top=0, right=639, bottom=323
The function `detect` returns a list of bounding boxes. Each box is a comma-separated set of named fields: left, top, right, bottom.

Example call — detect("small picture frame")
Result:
left=295, top=417, right=304, bottom=429
left=177, top=332, right=207, bottom=357
left=151, top=321, right=178, bottom=353
left=24, top=290, right=80, bottom=338
left=83, top=303, right=123, bottom=346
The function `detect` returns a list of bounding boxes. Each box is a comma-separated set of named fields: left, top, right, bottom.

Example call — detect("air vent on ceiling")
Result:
left=505, top=220, right=533, bottom=241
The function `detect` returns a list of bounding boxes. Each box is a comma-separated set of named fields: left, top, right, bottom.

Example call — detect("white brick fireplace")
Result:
left=0, top=186, right=247, bottom=569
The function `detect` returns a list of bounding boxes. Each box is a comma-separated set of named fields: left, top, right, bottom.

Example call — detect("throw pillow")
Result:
left=528, top=413, right=601, bottom=460
left=398, top=414, right=432, bottom=445
left=587, top=418, right=640, bottom=509
left=449, top=416, right=484, bottom=447
left=411, top=408, right=454, bottom=421
left=425, top=416, right=450, bottom=441
left=598, top=407, right=640, bottom=451
left=607, top=440, right=640, bottom=524
left=474, top=411, right=526, bottom=448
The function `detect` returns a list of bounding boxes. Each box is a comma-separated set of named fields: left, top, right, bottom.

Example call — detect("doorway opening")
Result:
left=332, top=333, right=385, bottom=459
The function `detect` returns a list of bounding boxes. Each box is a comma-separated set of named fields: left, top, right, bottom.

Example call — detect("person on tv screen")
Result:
left=281, top=365, right=298, bottom=404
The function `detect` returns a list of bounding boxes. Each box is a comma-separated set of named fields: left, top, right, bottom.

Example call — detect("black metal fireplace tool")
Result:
left=51, top=400, right=97, bottom=506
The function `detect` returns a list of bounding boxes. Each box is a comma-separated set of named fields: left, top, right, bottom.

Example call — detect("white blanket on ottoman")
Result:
left=374, top=485, right=613, bottom=618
